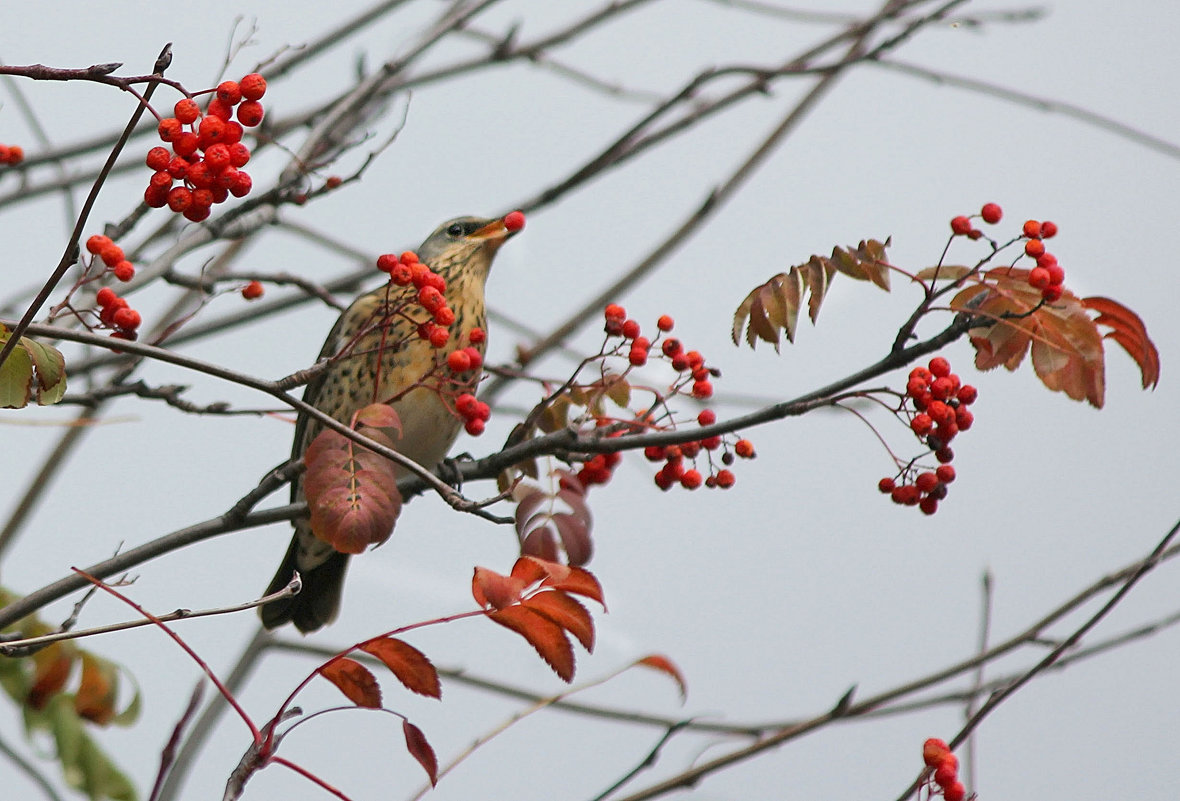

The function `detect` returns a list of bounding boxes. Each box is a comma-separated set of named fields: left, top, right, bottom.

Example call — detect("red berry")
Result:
left=909, top=366, right=933, bottom=383
left=145, top=146, right=171, bottom=171
left=928, top=357, right=951, bottom=378
left=95, top=287, right=118, bottom=307
left=656, top=314, right=674, bottom=331
left=183, top=204, right=211, bottom=222
left=173, top=98, right=200, bottom=124
left=935, top=446, right=954, bottom=463
left=1028, top=266, right=1050, bottom=289
left=166, top=186, right=193, bottom=213
left=1024, top=238, right=1045, bottom=258
left=216, top=80, right=242, bottom=105
left=734, top=439, right=755, bottom=459
left=503, top=210, right=525, bottom=232
left=878, top=477, right=896, bottom=494
left=949, top=215, right=972, bottom=236
left=112, top=307, right=141, bottom=330
left=157, top=117, right=182, bottom=142
left=227, top=142, right=251, bottom=168
left=691, top=380, right=713, bottom=399
left=956, top=385, right=978, bottom=405
left=112, top=261, right=135, bottom=282
left=1041, top=284, right=1064, bottom=303
left=86, top=235, right=111, bottom=254
left=661, top=337, right=682, bottom=357
left=922, top=739, right=950, bottom=767
left=955, top=408, right=974, bottom=430
left=621, top=319, right=641, bottom=339
left=604, top=303, right=626, bottom=321
left=429, top=326, right=451, bottom=348
left=239, top=73, right=267, bottom=101
left=1046, top=262, right=1065, bottom=285
left=697, top=409, right=716, bottom=426
left=980, top=202, right=1002, bottom=224
left=929, top=376, right=954, bottom=400
left=228, top=170, right=253, bottom=198
left=464, top=417, right=485, bottom=436
left=198, top=116, right=227, bottom=147
left=237, top=100, right=264, bottom=127
left=149, top=169, right=172, bottom=190
left=915, top=471, right=939, bottom=493
left=686, top=350, right=705, bottom=369
left=1040, top=220, right=1058, bottom=238
left=910, top=413, right=933, bottom=436
left=943, top=781, right=966, bottom=801
left=680, top=469, right=703, bottom=490
left=1022, top=219, right=1042, bottom=238
left=936, top=464, right=956, bottom=483
left=714, top=469, right=735, bottom=489
left=966, top=229, right=982, bottom=240
left=236, top=280, right=263, bottom=300
left=919, top=496, right=939, bottom=515
left=447, top=349, right=472, bottom=372
left=670, top=353, right=689, bottom=371
left=99, top=243, right=125, bottom=267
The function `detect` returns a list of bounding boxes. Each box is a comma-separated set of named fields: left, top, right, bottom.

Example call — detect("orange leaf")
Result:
left=361, top=638, right=441, bottom=699
left=27, top=642, right=75, bottom=710
left=471, top=566, right=527, bottom=610
left=1084, top=296, right=1161, bottom=389
left=74, top=653, right=118, bottom=725
left=636, top=654, right=688, bottom=701
left=320, top=658, right=382, bottom=708
left=489, top=606, right=575, bottom=681
left=544, top=565, right=605, bottom=608
left=523, top=591, right=595, bottom=651
left=402, top=720, right=438, bottom=787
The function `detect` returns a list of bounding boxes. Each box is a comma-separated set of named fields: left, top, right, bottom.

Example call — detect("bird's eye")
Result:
left=446, top=223, right=465, bottom=237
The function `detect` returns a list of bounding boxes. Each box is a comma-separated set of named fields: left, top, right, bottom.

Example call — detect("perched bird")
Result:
left=260, top=214, right=520, bottom=632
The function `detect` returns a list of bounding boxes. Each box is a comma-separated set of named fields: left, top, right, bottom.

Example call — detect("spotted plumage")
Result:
left=260, top=216, right=517, bottom=632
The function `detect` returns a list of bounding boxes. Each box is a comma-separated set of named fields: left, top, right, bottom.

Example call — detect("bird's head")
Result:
left=417, top=214, right=522, bottom=281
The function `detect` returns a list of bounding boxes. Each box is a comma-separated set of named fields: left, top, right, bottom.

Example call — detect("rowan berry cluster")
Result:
left=455, top=392, right=492, bottom=436
left=878, top=356, right=976, bottom=515
left=375, top=250, right=456, bottom=348
left=948, top=201, right=1002, bottom=240
left=1020, top=218, right=1064, bottom=303
left=593, top=305, right=752, bottom=491
left=146, top=74, right=266, bottom=221
left=94, top=286, right=141, bottom=340
left=85, top=234, right=136, bottom=283
left=0, top=143, right=24, bottom=165
left=922, top=738, right=969, bottom=801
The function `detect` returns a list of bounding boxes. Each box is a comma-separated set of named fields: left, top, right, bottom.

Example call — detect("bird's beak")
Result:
left=470, top=218, right=512, bottom=242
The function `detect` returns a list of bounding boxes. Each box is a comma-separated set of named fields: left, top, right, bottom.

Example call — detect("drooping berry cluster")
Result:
left=455, top=392, right=492, bottom=436
left=586, top=306, right=751, bottom=491
left=146, top=74, right=266, bottom=221
left=375, top=250, right=456, bottom=348
left=922, top=738, right=968, bottom=801
left=1020, top=218, right=1064, bottom=303
left=85, top=234, right=136, bottom=283
left=878, top=356, right=977, bottom=515
left=0, top=143, right=24, bottom=166
left=94, top=286, right=141, bottom=340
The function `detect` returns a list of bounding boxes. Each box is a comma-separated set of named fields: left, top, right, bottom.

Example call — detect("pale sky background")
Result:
left=2, top=2, right=1179, bottom=800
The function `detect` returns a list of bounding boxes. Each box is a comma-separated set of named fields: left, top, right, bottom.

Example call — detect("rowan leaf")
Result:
left=361, top=638, right=441, bottom=699
left=320, top=658, right=382, bottom=708
left=471, top=566, right=527, bottom=610
left=733, top=238, right=892, bottom=350
left=74, top=653, right=119, bottom=726
left=1084, top=296, right=1160, bottom=389
left=489, top=606, right=576, bottom=681
left=0, top=327, right=67, bottom=408
left=512, top=471, right=596, bottom=566
left=523, top=591, right=595, bottom=651
left=402, top=720, right=438, bottom=787
left=636, top=654, right=688, bottom=701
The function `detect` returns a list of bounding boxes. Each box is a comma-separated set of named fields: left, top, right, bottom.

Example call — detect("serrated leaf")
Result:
left=403, top=720, right=438, bottom=786
left=636, top=654, right=687, bottom=701
left=320, top=658, right=382, bottom=708
left=361, top=638, right=441, bottom=699
left=489, top=606, right=575, bottom=681
left=1084, top=296, right=1160, bottom=389
left=523, top=591, right=594, bottom=651
left=471, top=566, right=527, bottom=610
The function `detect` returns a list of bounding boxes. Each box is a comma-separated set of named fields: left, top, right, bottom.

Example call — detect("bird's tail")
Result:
left=259, top=535, right=350, bottom=633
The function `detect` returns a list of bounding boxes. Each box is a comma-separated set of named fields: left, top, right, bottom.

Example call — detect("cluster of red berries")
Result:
left=643, top=418, right=755, bottom=491
left=455, top=392, right=492, bottom=436
left=878, top=356, right=976, bottom=515
left=949, top=201, right=1003, bottom=240
left=577, top=445, right=623, bottom=487
left=146, top=74, right=266, bottom=221
left=922, top=738, right=968, bottom=801
left=94, top=286, right=141, bottom=340
left=375, top=249, right=456, bottom=348
left=603, top=306, right=717, bottom=400
left=85, top=234, right=136, bottom=283
left=1020, top=218, right=1064, bottom=303
left=0, top=143, right=24, bottom=165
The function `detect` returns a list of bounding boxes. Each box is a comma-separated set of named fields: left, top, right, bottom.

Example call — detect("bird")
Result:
left=259, top=214, right=520, bottom=632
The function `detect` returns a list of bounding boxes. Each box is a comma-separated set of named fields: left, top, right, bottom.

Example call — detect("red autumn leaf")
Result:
left=320, top=658, right=382, bottom=708
left=1084, top=296, right=1160, bottom=389
left=523, top=591, right=595, bottom=651
left=74, top=652, right=119, bottom=725
left=353, top=402, right=402, bottom=432
left=402, top=720, right=438, bottom=787
left=513, top=476, right=597, bottom=567
left=27, top=642, right=75, bottom=710
left=521, top=524, right=561, bottom=562
left=304, top=421, right=403, bottom=554
left=471, top=566, right=527, bottom=610
left=489, top=605, right=576, bottom=682
left=360, top=638, right=441, bottom=699
left=511, top=555, right=561, bottom=585
left=636, top=654, right=688, bottom=701
left=543, top=565, right=606, bottom=608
